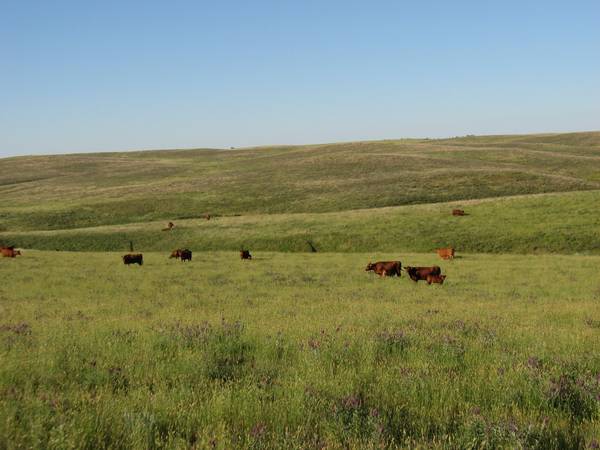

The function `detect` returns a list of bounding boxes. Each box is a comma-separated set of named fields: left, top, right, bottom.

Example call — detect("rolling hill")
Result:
left=2, top=131, right=600, bottom=253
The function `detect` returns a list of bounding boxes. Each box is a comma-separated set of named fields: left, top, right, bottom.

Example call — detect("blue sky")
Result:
left=1, top=0, right=599, bottom=156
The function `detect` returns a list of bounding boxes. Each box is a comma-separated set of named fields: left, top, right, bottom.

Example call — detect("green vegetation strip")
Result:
left=3, top=190, right=600, bottom=254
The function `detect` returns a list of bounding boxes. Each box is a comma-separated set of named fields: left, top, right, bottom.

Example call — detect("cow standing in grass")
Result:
left=170, top=249, right=192, bottom=261
left=180, top=249, right=192, bottom=262
left=404, top=266, right=441, bottom=282
left=240, top=250, right=252, bottom=260
left=122, top=254, right=143, bottom=265
left=437, top=248, right=455, bottom=260
left=1, top=247, right=21, bottom=258
left=427, top=274, right=447, bottom=285
left=365, top=261, right=402, bottom=277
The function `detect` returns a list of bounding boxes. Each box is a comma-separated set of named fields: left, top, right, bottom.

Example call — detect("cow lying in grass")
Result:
left=365, top=261, right=402, bottom=277
left=240, top=250, right=252, bottom=260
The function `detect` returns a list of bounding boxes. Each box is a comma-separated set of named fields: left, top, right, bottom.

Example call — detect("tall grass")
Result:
left=1, top=251, right=599, bottom=448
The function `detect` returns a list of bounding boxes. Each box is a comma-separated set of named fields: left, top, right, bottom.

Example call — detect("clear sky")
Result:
left=1, top=0, right=599, bottom=157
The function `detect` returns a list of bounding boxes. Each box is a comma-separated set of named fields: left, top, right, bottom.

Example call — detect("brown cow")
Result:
left=452, top=209, right=465, bottom=216
left=122, top=254, right=143, bottom=265
left=365, top=261, right=402, bottom=277
left=170, top=248, right=192, bottom=261
left=204, top=214, right=211, bottom=221
left=240, top=250, right=252, bottom=260
left=162, top=222, right=175, bottom=231
left=180, top=249, right=192, bottom=262
left=404, top=266, right=441, bottom=282
left=427, top=274, right=447, bottom=285
left=1, top=247, right=21, bottom=258
left=437, top=248, right=455, bottom=260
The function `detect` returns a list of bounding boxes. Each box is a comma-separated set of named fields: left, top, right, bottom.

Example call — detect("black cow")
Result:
left=122, top=254, right=143, bottom=265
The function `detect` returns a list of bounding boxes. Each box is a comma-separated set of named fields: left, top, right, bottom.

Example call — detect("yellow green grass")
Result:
left=1, top=251, right=599, bottom=448
left=2, top=132, right=600, bottom=231
left=2, top=190, right=600, bottom=254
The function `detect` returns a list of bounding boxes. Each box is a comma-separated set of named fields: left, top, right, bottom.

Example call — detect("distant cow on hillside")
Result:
left=365, top=261, right=402, bottom=277
left=240, top=250, right=252, bottom=260
left=162, top=222, right=175, bottom=231
left=437, top=248, right=455, bottom=260
left=1, top=247, right=21, bottom=258
left=404, top=266, right=441, bottom=282
left=452, top=209, right=466, bottom=216
left=122, top=254, right=143, bottom=265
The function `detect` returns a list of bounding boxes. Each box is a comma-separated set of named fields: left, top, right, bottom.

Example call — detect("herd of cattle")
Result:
left=120, top=248, right=253, bottom=266
left=365, top=260, right=447, bottom=284
left=3, top=209, right=465, bottom=285
left=120, top=246, right=453, bottom=285
left=3, top=245, right=453, bottom=285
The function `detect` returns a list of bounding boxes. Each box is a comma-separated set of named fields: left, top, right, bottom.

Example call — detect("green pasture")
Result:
left=2, top=132, right=600, bottom=231
left=2, top=190, right=600, bottom=254
left=1, top=251, right=599, bottom=448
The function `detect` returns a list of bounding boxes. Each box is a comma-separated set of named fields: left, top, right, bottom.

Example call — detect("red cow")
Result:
left=365, top=261, right=402, bottom=277
left=437, top=248, right=455, bottom=260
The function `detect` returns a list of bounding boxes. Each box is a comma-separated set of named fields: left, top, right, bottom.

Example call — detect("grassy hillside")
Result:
left=3, top=190, right=600, bottom=254
left=2, top=132, right=600, bottom=231
left=1, top=251, right=599, bottom=448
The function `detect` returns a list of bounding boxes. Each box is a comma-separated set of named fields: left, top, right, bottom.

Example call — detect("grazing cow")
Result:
left=240, top=250, right=252, bottom=260
left=162, top=222, right=175, bottom=231
left=404, top=266, right=441, bottom=282
left=1, top=247, right=21, bottom=258
left=365, top=261, right=402, bottom=277
left=180, top=249, right=192, bottom=262
left=427, top=274, right=447, bottom=285
left=437, top=248, right=455, bottom=260
left=452, top=209, right=466, bottom=216
left=122, top=254, right=143, bottom=265
left=170, top=249, right=182, bottom=259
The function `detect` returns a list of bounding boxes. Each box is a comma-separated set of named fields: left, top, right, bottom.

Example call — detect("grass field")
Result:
left=2, top=132, right=600, bottom=448
left=2, top=132, right=600, bottom=232
left=1, top=251, right=599, bottom=448
left=3, top=190, right=600, bottom=254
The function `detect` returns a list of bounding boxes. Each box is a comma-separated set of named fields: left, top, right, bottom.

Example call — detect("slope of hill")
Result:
left=1, top=132, right=600, bottom=232
left=2, top=190, right=600, bottom=254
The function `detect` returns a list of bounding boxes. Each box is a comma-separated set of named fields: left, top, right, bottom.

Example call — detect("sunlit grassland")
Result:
left=1, top=132, right=600, bottom=231
left=1, top=251, right=599, bottom=448
left=3, top=190, right=600, bottom=254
